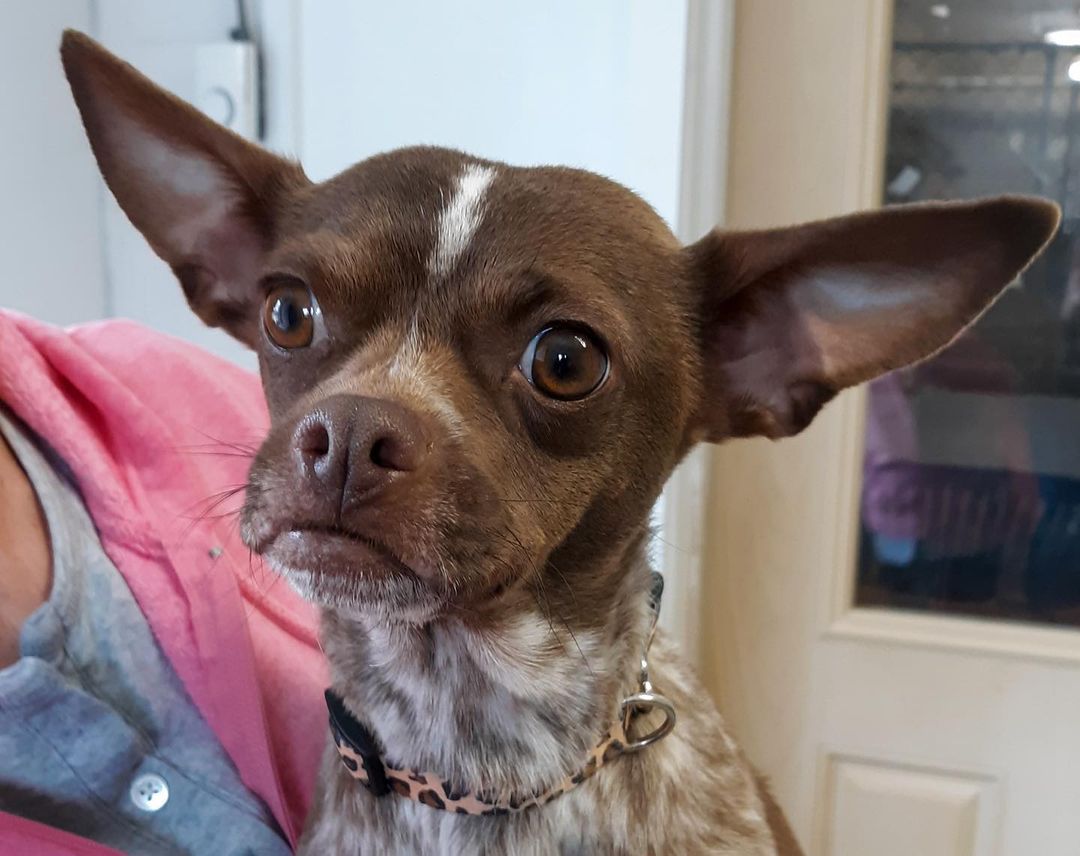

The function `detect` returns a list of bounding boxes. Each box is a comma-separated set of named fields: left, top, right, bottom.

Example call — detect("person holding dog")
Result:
left=0, top=313, right=322, bottom=855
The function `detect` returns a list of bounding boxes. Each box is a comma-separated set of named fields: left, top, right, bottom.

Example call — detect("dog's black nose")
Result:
left=293, top=394, right=430, bottom=504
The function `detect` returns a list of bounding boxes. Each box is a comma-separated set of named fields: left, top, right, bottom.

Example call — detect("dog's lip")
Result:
left=263, top=524, right=424, bottom=580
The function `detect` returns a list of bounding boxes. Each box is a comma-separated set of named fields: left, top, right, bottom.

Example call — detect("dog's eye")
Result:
left=519, top=326, right=608, bottom=400
left=263, top=281, right=317, bottom=350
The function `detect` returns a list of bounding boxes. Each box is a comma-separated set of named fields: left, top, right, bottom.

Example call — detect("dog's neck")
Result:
left=320, top=541, right=653, bottom=798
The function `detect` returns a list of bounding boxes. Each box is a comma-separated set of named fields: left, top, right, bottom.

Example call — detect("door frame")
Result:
left=695, top=0, right=896, bottom=840
left=657, top=0, right=736, bottom=665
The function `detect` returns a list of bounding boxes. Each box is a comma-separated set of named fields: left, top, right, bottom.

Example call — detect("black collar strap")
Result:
left=325, top=689, right=391, bottom=797
left=325, top=572, right=676, bottom=815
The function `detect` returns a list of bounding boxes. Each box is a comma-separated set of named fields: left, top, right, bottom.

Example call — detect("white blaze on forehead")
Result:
left=429, top=163, right=496, bottom=277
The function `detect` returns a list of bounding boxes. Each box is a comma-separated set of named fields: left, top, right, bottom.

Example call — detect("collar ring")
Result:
left=619, top=691, right=676, bottom=753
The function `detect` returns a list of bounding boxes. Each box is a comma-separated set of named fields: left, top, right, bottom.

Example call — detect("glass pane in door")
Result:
left=854, top=0, right=1080, bottom=627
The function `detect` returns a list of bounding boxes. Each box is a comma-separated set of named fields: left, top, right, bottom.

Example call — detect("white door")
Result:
left=702, top=2, right=1080, bottom=855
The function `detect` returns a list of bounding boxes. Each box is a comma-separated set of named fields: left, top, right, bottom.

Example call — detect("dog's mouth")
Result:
left=260, top=523, right=439, bottom=609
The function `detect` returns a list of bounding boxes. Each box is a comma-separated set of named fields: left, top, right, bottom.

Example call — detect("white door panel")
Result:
left=822, top=757, right=999, bottom=856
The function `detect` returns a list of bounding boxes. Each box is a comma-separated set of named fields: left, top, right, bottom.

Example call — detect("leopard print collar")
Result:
left=325, top=572, right=675, bottom=816
left=326, top=688, right=637, bottom=814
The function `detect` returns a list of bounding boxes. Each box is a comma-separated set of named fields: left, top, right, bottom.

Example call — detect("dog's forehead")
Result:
left=296, top=146, right=472, bottom=234
left=273, top=146, right=678, bottom=322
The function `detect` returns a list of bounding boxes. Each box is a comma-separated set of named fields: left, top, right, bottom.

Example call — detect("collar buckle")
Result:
left=325, top=689, right=390, bottom=797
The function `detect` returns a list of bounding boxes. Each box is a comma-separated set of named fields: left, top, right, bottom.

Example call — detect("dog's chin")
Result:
left=261, top=528, right=443, bottom=620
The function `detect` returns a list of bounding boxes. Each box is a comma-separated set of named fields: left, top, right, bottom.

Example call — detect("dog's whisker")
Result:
left=182, top=427, right=261, bottom=455
left=181, top=484, right=247, bottom=512
left=495, top=497, right=588, bottom=505
left=528, top=578, right=564, bottom=651
left=544, top=587, right=594, bottom=677
left=544, top=558, right=581, bottom=614
left=482, top=530, right=591, bottom=673
left=180, top=449, right=257, bottom=460
left=645, top=527, right=691, bottom=556
left=175, top=485, right=248, bottom=543
left=180, top=494, right=247, bottom=522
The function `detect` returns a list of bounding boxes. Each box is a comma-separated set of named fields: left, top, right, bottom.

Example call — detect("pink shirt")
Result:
left=0, top=311, right=327, bottom=855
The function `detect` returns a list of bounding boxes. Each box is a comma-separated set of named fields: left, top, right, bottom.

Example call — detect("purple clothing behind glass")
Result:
left=862, top=373, right=1041, bottom=559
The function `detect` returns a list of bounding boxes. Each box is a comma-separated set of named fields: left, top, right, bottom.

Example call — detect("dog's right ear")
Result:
left=685, top=196, right=1060, bottom=442
left=60, top=30, right=307, bottom=346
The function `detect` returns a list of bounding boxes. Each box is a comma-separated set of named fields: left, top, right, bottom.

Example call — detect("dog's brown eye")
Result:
left=519, top=326, right=608, bottom=400
left=263, top=282, right=316, bottom=349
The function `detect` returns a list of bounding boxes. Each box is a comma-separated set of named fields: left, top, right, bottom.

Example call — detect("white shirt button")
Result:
left=130, top=773, right=170, bottom=812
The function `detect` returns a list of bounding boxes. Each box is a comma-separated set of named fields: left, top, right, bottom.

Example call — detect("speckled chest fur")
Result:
left=62, top=28, right=1059, bottom=856
left=300, top=553, right=787, bottom=855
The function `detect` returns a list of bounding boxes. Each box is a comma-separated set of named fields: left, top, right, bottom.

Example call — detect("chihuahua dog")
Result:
left=61, top=31, right=1057, bottom=856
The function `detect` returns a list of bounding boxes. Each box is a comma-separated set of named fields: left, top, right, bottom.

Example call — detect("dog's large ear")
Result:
left=687, top=196, right=1060, bottom=441
left=60, top=30, right=307, bottom=346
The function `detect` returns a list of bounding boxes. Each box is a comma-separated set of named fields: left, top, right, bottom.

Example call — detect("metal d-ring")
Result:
left=619, top=691, right=677, bottom=752
left=618, top=572, right=676, bottom=753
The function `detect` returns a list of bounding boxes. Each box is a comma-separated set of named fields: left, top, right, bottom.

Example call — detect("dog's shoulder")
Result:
left=642, top=631, right=804, bottom=855
left=752, top=774, right=805, bottom=856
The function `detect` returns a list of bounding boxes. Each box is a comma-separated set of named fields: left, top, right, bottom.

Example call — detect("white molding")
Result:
left=656, top=0, right=735, bottom=666
left=251, top=0, right=303, bottom=157
left=824, top=387, right=871, bottom=632
left=676, top=0, right=735, bottom=243
left=815, top=0, right=887, bottom=636
left=828, top=607, right=1080, bottom=667
left=658, top=448, right=712, bottom=664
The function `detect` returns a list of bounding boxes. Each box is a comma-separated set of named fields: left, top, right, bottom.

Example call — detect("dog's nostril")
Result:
left=293, top=396, right=430, bottom=490
left=370, top=436, right=405, bottom=471
left=369, top=434, right=422, bottom=472
left=300, top=421, right=331, bottom=462
left=370, top=437, right=390, bottom=469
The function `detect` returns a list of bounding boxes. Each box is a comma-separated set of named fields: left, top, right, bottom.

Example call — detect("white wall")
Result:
left=0, top=1, right=106, bottom=326
left=298, top=1, right=689, bottom=227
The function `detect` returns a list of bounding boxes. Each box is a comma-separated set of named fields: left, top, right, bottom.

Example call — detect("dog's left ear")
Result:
left=60, top=30, right=307, bottom=346
left=686, top=196, right=1060, bottom=441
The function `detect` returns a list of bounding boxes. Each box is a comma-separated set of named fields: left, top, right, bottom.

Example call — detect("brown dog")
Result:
left=61, top=30, right=1057, bottom=855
